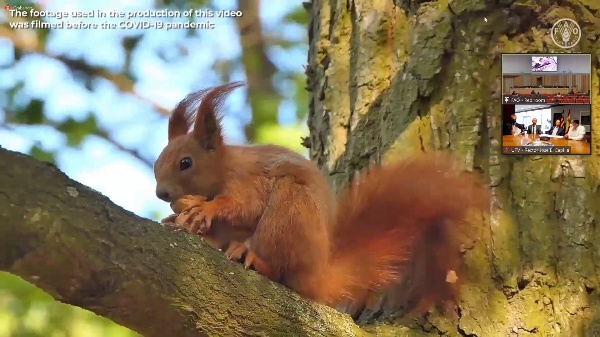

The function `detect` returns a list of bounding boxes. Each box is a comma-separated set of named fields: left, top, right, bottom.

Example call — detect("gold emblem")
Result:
left=551, top=19, right=581, bottom=49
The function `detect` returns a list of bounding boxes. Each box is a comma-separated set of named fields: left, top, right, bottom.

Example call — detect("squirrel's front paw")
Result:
left=160, top=214, right=185, bottom=232
left=172, top=197, right=217, bottom=235
left=161, top=214, right=177, bottom=223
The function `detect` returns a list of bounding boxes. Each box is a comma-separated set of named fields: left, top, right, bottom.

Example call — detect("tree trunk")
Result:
left=306, top=0, right=600, bottom=336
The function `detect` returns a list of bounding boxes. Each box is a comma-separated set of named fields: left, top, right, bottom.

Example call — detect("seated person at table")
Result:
left=503, top=113, right=526, bottom=135
left=564, top=119, right=586, bottom=140
left=527, top=118, right=542, bottom=135
left=546, top=119, right=565, bottom=136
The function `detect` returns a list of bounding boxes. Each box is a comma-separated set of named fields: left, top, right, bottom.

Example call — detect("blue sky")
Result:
left=0, top=0, right=305, bottom=219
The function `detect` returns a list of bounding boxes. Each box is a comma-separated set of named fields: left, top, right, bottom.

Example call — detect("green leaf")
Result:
left=7, top=82, right=25, bottom=106
left=56, top=114, right=100, bottom=147
left=28, top=143, right=56, bottom=164
left=13, top=99, right=44, bottom=125
left=283, top=6, right=310, bottom=26
left=122, top=36, right=142, bottom=52
left=7, top=0, right=37, bottom=7
left=160, top=0, right=206, bottom=8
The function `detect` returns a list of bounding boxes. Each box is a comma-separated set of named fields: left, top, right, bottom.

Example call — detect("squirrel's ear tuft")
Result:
left=168, top=91, right=204, bottom=141
left=192, top=81, right=245, bottom=151
left=168, top=82, right=245, bottom=145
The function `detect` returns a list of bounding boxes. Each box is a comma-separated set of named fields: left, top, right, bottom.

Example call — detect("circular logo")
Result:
left=551, top=19, right=581, bottom=49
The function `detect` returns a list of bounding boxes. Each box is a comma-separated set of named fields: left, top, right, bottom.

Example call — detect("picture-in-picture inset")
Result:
left=501, top=104, right=591, bottom=155
left=502, top=54, right=591, bottom=106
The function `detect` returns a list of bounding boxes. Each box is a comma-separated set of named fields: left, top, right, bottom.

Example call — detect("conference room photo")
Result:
left=501, top=104, right=591, bottom=155
left=500, top=53, right=592, bottom=155
left=502, top=54, right=591, bottom=105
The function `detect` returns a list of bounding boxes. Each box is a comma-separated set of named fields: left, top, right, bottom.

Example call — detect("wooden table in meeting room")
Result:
left=502, top=134, right=591, bottom=155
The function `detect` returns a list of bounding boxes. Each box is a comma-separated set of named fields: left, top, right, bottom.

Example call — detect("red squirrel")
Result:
left=153, top=81, right=490, bottom=316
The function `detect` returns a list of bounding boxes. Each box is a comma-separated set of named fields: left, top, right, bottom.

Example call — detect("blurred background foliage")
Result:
left=0, top=0, right=309, bottom=334
left=0, top=272, right=139, bottom=337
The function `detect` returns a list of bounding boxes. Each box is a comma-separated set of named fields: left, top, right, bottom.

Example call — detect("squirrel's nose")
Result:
left=156, top=189, right=171, bottom=202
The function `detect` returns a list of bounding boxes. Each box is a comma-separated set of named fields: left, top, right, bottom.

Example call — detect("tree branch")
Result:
left=0, top=148, right=367, bottom=337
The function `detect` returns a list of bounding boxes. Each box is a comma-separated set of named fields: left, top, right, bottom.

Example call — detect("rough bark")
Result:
left=0, top=148, right=368, bottom=337
left=306, top=0, right=600, bottom=336
left=308, top=0, right=600, bottom=337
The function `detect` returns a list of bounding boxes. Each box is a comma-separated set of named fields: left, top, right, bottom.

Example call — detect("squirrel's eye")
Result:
left=179, top=157, right=193, bottom=171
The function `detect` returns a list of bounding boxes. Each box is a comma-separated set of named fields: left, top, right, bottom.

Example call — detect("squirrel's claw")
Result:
left=160, top=214, right=185, bottom=233
left=160, top=213, right=178, bottom=223
left=175, top=208, right=197, bottom=227
left=170, top=195, right=217, bottom=236
left=175, top=206, right=213, bottom=235
left=243, top=250, right=259, bottom=270
left=190, top=213, right=212, bottom=235
left=224, top=242, right=277, bottom=281
left=225, top=241, right=247, bottom=261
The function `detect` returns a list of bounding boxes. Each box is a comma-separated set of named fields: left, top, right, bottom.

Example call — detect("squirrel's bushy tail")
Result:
left=321, top=153, right=489, bottom=315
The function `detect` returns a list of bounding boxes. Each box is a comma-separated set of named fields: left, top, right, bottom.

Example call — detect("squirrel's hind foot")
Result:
left=225, top=241, right=280, bottom=282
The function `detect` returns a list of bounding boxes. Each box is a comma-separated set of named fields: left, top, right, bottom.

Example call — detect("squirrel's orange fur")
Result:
left=154, top=82, right=489, bottom=315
